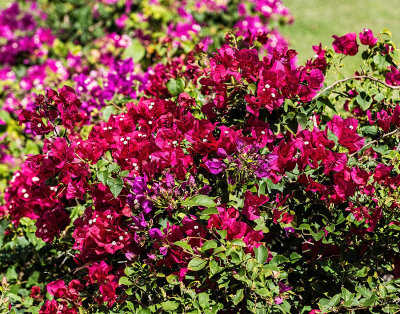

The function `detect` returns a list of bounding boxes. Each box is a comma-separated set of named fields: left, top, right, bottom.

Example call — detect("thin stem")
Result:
left=313, top=75, right=400, bottom=100
left=350, top=127, right=400, bottom=157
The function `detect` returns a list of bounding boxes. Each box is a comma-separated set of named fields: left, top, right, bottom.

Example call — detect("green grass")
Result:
left=281, top=0, right=400, bottom=65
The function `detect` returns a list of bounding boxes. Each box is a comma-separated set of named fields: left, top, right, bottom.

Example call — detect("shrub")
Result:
left=2, top=1, right=400, bottom=314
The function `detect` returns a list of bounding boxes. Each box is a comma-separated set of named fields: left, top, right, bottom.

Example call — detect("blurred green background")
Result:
left=281, top=0, right=400, bottom=64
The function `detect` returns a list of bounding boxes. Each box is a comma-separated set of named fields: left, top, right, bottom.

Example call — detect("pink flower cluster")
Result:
left=332, top=28, right=378, bottom=56
left=200, top=43, right=325, bottom=116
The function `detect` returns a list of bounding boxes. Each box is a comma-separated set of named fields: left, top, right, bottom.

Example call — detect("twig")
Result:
left=313, top=75, right=400, bottom=100
left=350, top=127, right=400, bottom=157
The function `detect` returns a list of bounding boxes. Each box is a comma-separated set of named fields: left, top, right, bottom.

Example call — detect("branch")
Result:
left=350, top=127, right=400, bottom=157
left=313, top=75, right=400, bottom=100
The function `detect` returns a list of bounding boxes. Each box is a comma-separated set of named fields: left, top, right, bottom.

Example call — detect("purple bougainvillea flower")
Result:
left=149, top=228, right=163, bottom=240
left=205, top=159, right=226, bottom=174
left=284, top=227, right=295, bottom=237
left=332, top=33, right=359, bottom=56
left=255, top=153, right=279, bottom=178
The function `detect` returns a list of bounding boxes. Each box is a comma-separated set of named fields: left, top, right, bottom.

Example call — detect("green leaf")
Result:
left=182, top=195, right=216, bottom=208
left=391, top=49, right=400, bottom=64
left=270, top=254, right=289, bottom=265
left=0, top=220, right=8, bottom=248
left=230, top=239, right=246, bottom=247
left=6, top=266, right=18, bottom=281
left=188, top=258, right=207, bottom=271
left=327, top=131, right=339, bottom=143
left=0, top=110, right=11, bottom=123
left=289, top=252, right=302, bottom=263
left=316, top=96, right=338, bottom=113
left=102, top=106, right=115, bottom=122
left=120, top=170, right=130, bottom=177
left=356, top=91, right=373, bottom=111
left=25, top=306, right=40, bottom=313
left=374, top=92, right=385, bottom=102
left=124, top=267, right=135, bottom=276
left=354, top=266, right=369, bottom=278
left=198, top=293, right=210, bottom=309
left=161, top=300, right=179, bottom=311
left=381, top=28, right=392, bottom=38
left=119, top=276, right=132, bottom=286
left=255, top=288, right=270, bottom=297
left=361, top=125, right=378, bottom=136
left=201, top=240, right=217, bottom=252
left=193, top=195, right=216, bottom=207
left=200, top=208, right=219, bottom=215
left=327, top=293, right=341, bottom=307
left=137, top=308, right=151, bottom=314
left=310, top=229, right=325, bottom=241
left=360, top=294, right=378, bottom=307
left=279, top=300, right=291, bottom=313
left=26, top=271, right=40, bottom=287
left=209, top=259, right=221, bottom=275
left=248, top=83, right=256, bottom=94
left=107, top=163, right=121, bottom=173
left=232, top=289, right=244, bottom=305
left=373, top=53, right=390, bottom=72
left=123, top=39, right=146, bottom=63
left=96, top=159, right=110, bottom=170
left=379, top=285, right=388, bottom=298
left=254, top=245, right=268, bottom=264
left=167, top=78, right=185, bottom=96
left=296, top=113, right=308, bottom=129
left=97, top=170, right=108, bottom=185
left=216, top=229, right=227, bottom=239
left=357, top=285, right=373, bottom=298
left=373, top=144, right=388, bottom=154
left=107, top=177, right=124, bottom=198
left=174, top=240, right=193, bottom=252
left=341, top=287, right=353, bottom=303
left=166, top=274, right=179, bottom=285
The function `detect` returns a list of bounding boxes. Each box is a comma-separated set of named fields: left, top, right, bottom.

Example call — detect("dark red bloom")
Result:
left=332, top=33, right=359, bottom=56
left=359, top=28, right=377, bottom=46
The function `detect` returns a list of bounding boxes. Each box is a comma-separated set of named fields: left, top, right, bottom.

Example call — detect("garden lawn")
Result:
left=281, top=0, right=400, bottom=75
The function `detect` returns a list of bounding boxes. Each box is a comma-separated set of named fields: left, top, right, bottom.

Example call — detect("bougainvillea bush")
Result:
left=2, top=0, right=400, bottom=313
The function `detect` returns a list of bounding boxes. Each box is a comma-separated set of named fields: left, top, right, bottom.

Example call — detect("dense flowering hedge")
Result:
left=2, top=1, right=400, bottom=313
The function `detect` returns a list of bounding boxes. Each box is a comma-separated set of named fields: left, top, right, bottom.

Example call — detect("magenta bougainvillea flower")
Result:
left=386, top=65, right=400, bottom=86
left=332, top=33, right=359, bottom=56
left=359, top=28, right=378, bottom=46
